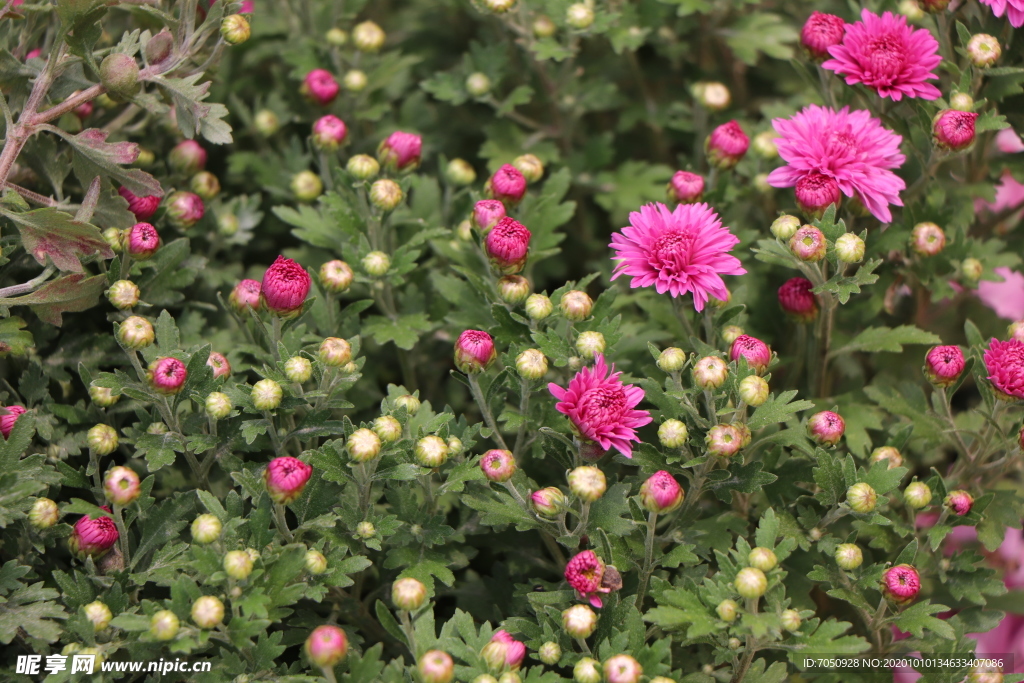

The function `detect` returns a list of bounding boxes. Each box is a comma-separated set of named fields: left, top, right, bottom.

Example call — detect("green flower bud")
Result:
left=573, top=657, right=601, bottom=683
left=394, top=394, right=421, bottom=415
left=734, top=567, right=767, bottom=599
left=835, top=233, right=865, bottom=263
left=748, top=547, right=777, bottom=572
left=498, top=275, right=531, bottom=305
left=566, top=3, right=594, bottom=29
left=191, top=514, right=222, bottom=544
left=466, top=72, right=491, bottom=97
left=326, top=28, right=348, bottom=46
left=563, top=604, right=598, bottom=638
left=781, top=609, right=801, bottom=632
left=657, top=347, right=686, bottom=372
left=846, top=482, right=878, bottom=513
left=343, top=69, right=368, bottom=92
left=205, top=391, right=232, bottom=420
left=369, top=179, right=404, bottom=211
left=835, top=543, right=863, bottom=570
left=770, top=215, right=800, bottom=240
left=150, top=610, right=179, bottom=641
left=191, top=595, right=224, bottom=629
left=446, top=158, right=477, bottom=186
left=716, top=599, right=738, bottom=621
left=88, top=424, right=119, bottom=456
left=305, top=549, right=328, bottom=575
left=254, top=109, right=280, bottom=136
left=372, top=415, right=402, bottom=443
left=512, top=154, right=544, bottom=183
left=107, top=280, right=140, bottom=309
left=575, top=331, right=605, bottom=359
left=658, top=419, right=689, bottom=448
left=568, top=466, right=606, bottom=502
left=220, top=14, right=251, bottom=45
left=392, top=577, right=428, bottom=611
left=252, top=379, right=283, bottom=411
left=99, top=53, right=140, bottom=99
left=223, top=550, right=253, bottom=580
left=347, top=154, right=380, bottom=179
left=348, top=428, right=382, bottom=463
left=693, top=356, right=728, bottom=389
left=353, top=20, right=385, bottom=52
left=538, top=641, right=561, bottom=665
left=362, top=251, right=391, bottom=277
left=515, top=349, right=548, bottom=380
left=291, top=170, right=323, bottom=202
left=738, top=375, right=769, bottom=407
left=319, top=337, right=352, bottom=367
left=355, top=521, right=376, bottom=539
left=904, top=481, right=933, bottom=509
left=29, top=498, right=59, bottom=529
left=525, top=293, right=553, bottom=320
left=415, top=435, right=449, bottom=468
left=559, top=290, right=593, bottom=322
left=84, top=601, right=112, bottom=631
left=285, top=356, right=313, bottom=383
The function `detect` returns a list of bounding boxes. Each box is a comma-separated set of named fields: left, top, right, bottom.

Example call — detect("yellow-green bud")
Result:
left=191, top=514, right=222, bottom=544
left=305, top=549, right=328, bottom=575
left=539, top=641, right=561, bottom=665
left=285, top=356, right=313, bottom=384
left=835, top=543, right=863, bottom=570
left=392, top=577, right=428, bottom=611
left=89, top=383, right=120, bottom=407
left=369, top=179, right=404, bottom=211
left=781, top=609, right=801, bottom=632
left=319, top=337, right=352, bottom=367
left=252, top=379, right=283, bottom=411
left=657, top=347, right=686, bottom=372
left=693, top=356, right=728, bottom=390
left=107, top=280, right=140, bottom=309
left=466, top=72, right=491, bottom=97
left=533, top=15, right=556, bottom=38
left=770, top=215, right=801, bottom=240
left=568, top=466, right=606, bottom=502
left=395, top=394, right=421, bottom=415
left=566, top=3, right=594, bottom=29
left=356, top=521, right=376, bottom=538
left=205, top=392, right=232, bottom=420
left=446, top=158, right=477, bottom=186
left=291, top=170, right=323, bottom=202
left=29, top=498, right=59, bottom=529
left=835, top=233, right=865, bottom=263
left=512, top=154, right=544, bottom=183
left=84, top=601, right=112, bottom=631
left=344, top=69, right=368, bottom=92
left=904, top=481, right=933, bottom=509
left=347, top=154, right=380, bottom=179
left=362, top=251, right=391, bottom=277
left=562, top=604, right=598, bottom=639
left=373, top=415, right=402, bottom=443
left=748, top=547, right=777, bottom=572
left=575, top=331, right=605, bottom=359
left=88, top=424, right=119, bottom=456
left=515, top=349, right=548, bottom=380
left=846, top=482, right=878, bottom=513
left=560, top=290, right=593, bottom=321
left=348, top=428, right=382, bottom=463
left=326, top=28, right=348, bottom=46
left=525, top=293, right=553, bottom=320
left=353, top=21, right=385, bottom=52
left=447, top=436, right=463, bottom=454
left=254, top=109, right=280, bottom=136
left=734, top=567, right=767, bottom=599
left=716, top=599, right=738, bottom=622
left=220, top=14, right=251, bottom=45
left=752, top=131, right=778, bottom=159
left=738, top=375, right=769, bottom=407
left=103, top=227, right=123, bottom=253
left=223, top=550, right=254, bottom=580
left=658, top=419, right=689, bottom=448
left=191, top=595, right=224, bottom=629
left=150, top=610, right=179, bottom=641
left=415, top=435, right=449, bottom=468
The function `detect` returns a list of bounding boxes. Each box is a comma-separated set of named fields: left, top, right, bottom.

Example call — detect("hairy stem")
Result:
left=634, top=511, right=659, bottom=609
left=467, top=373, right=509, bottom=450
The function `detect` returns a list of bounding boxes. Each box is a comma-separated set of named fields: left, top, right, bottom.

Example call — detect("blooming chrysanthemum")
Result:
left=822, top=10, right=941, bottom=101
left=564, top=550, right=610, bottom=608
left=768, top=105, right=906, bottom=223
left=979, top=0, right=1024, bottom=27
left=548, top=355, right=652, bottom=458
left=984, top=338, right=1024, bottom=399
left=609, top=202, right=745, bottom=311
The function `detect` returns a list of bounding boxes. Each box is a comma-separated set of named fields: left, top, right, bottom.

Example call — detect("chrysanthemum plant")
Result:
left=2, top=0, right=1024, bottom=682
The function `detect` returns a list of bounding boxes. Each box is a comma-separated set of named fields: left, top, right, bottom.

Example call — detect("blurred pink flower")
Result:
left=979, top=0, right=1024, bottom=27
left=996, top=128, right=1024, bottom=154
left=977, top=267, right=1024, bottom=321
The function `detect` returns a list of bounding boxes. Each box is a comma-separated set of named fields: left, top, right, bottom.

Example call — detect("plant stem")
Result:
left=112, top=504, right=132, bottom=568
left=399, top=609, right=418, bottom=656
left=273, top=502, right=294, bottom=543
left=264, top=411, right=283, bottom=454
left=0, top=265, right=57, bottom=300
left=513, top=377, right=530, bottom=458
left=467, top=373, right=509, bottom=450
left=635, top=511, right=659, bottom=609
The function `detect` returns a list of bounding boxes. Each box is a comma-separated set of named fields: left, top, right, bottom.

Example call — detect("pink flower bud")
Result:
left=206, top=351, right=231, bottom=379
left=480, top=449, right=516, bottom=482
left=485, top=217, right=532, bottom=275
left=302, top=69, right=340, bottom=106
left=730, top=334, right=771, bottom=373
left=706, top=423, right=742, bottom=457
left=565, top=550, right=609, bottom=608
left=482, top=630, right=526, bottom=672
left=454, top=330, right=497, bottom=374
left=795, top=172, right=841, bottom=219
left=882, top=564, right=920, bottom=603
left=968, top=34, right=1001, bottom=69
left=312, top=115, right=348, bottom=151
left=166, top=191, right=205, bottom=228
left=801, top=12, right=846, bottom=60
left=123, top=222, right=161, bottom=259
left=378, top=131, right=423, bottom=171
left=706, top=120, right=749, bottom=169
left=693, top=356, right=728, bottom=390
left=486, top=164, right=527, bottom=205
left=230, top=279, right=263, bottom=313
left=778, top=277, right=818, bottom=322
left=103, top=466, right=140, bottom=506
left=118, top=187, right=160, bottom=221
left=392, top=577, right=428, bottom=611
left=808, top=410, right=844, bottom=446
left=473, top=199, right=507, bottom=232
left=944, top=489, right=974, bottom=516
left=319, top=260, right=354, bottom=294
left=264, top=456, right=313, bottom=504
left=147, top=357, right=187, bottom=394
left=790, top=225, right=827, bottom=262
left=261, top=255, right=311, bottom=317
left=305, top=624, right=348, bottom=668
left=73, top=100, right=93, bottom=120
left=169, top=140, right=207, bottom=175
left=911, top=222, right=945, bottom=256
left=924, top=345, right=964, bottom=387
left=0, top=405, right=26, bottom=439
left=667, top=171, right=704, bottom=204
left=69, top=507, right=119, bottom=559
left=933, top=110, right=978, bottom=152
left=418, top=650, right=454, bottom=683
left=604, top=655, right=643, bottom=683
left=25, top=48, right=42, bottom=60
left=639, top=470, right=684, bottom=513
left=531, top=487, right=565, bottom=516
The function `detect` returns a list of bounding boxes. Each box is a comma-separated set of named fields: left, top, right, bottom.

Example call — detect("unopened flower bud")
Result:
left=353, top=20, right=385, bottom=52
left=752, top=131, right=778, bottom=159
left=455, top=330, right=497, bottom=374
left=795, top=172, right=841, bottom=219
left=466, top=72, right=491, bottom=97
left=781, top=609, right=801, bottom=632
left=99, top=53, right=140, bottom=99
left=717, top=599, right=739, bottom=621
left=395, top=394, right=421, bottom=414
left=510, top=350, right=545, bottom=382
left=150, top=610, right=179, bottom=641
left=419, top=650, right=454, bottom=683
left=221, top=14, right=250, bottom=44
left=302, top=69, right=340, bottom=106
left=693, top=356, right=728, bottom=390
left=525, top=293, right=553, bottom=320
left=169, top=140, right=207, bottom=176
left=201, top=391, right=230, bottom=421
left=667, top=171, right=704, bottom=204
left=393, top=577, right=428, bottom=611
left=84, top=601, right=112, bottom=631
left=911, top=222, right=945, bottom=256
left=945, top=489, right=974, bottom=516
left=123, top=221, right=161, bottom=259
left=807, top=410, right=844, bottom=446
left=446, top=158, right=477, bottom=186
left=147, top=422, right=168, bottom=435
left=575, top=331, right=605, bottom=359
left=574, top=657, right=602, bottom=683
left=305, top=549, right=328, bottom=575
left=447, top=436, right=463, bottom=454
left=950, top=92, right=974, bottom=112
left=735, top=567, right=767, bottom=599
left=846, top=482, right=877, bottom=513
left=103, top=465, right=140, bottom=505
left=373, top=415, right=402, bottom=443
left=415, top=435, right=449, bottom=468
left=512, top=154, right=544, bottom=183
left=790, top=225, right=827, bottom=262
left=904, top=481, right=933, bottom=509
left=370, top=179, right=404, bottom=211
left=89, top=384, right=119, bottom=408
left=834, top=543, right=863, bottom=570
left=147, top=357, right=187, bottom=395
left=103, top=227, right=123, bottom=253
left=311, top=115, right=348, bottom=151
left=29, top=498, right=59, bottom=529
left=362, top=251, right=391, bottom=277
left=282, top=356, right=311, bottom=384
left=639, top=470, right=684, bottom=513
left=961, top=258, right=983, bottom=285
left=706, top=120, right=749, bottom=169
left=319, top=338, right=352, bottom=367
left=229, top=279, right=262, bottom=313
left=189, top=514, right=221, bottom=545
left=223, top=550, right=253, bottom=579
left=867, top=446, right=901, bottom=470
left=933, top=110, right=978, bottom=152
left=88, top=424, right=119, bottom=456
left=748, top=547, right=777, bottom=572
left=144, top=30, right=174, bottom=65
left=562, top=604, right=598, bottom=638
left=770, top=215, right=801, bottom=240
left=731, top=335, right=771, bottom=374
left=693, top=81, right=731, bottom=111
left=347, top=154, right=379, bottom=179
left=882, top=564, right=920, bottom=603
left=738, top=375, right=769, bottom=407
left=326, top=28, right=348, bottom=45
left=378, top=131, right=422, bottom=172
left=498, top=275, right=531, bottom=305
left=107, top=280, right=140, bottom=309
left=306, top=625, right=349, bottom=669
left=192, top=595, right=224, bottom=629
left=292, top=170, right=323, bottom=202
left=252, top=379, right=283, bottom=410
left=967, top=34, right=1001, bottom=68
left=166, top=191, right=205, bottom=228
left=254, top=109, right=280, bottom=136
left=531, top=487, right=565, bottom=516
left=560, top=290, right=593, bottom=321
left=533, top=15, right=556, bottom=37
left=565, top=3, right=594, bottom=28
left=344, top=69, right=368, bottom=92
left=658, top=419, right=689, bottom=448
left=657, top=347, right=686, bottom=372
left=835, top=233, right=865, bottom=263
left=348, top=428, right=382, bottom=463
left=486, top=217, right=531, bottom=274
left=568, top=466, right=606, bottom=502
left=706, top=424, right=742, bottom=458
left=604, top=655, right=642, bottom=683
left=356, top=521, right=376, bottom=538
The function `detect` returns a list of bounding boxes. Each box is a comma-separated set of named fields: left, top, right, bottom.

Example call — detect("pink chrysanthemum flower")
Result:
left=485, top=217, right=531, bottom=274
left=0, top=405, right=26, bottom=439
left=378, top=131, right=422, bottom=171
left=979, top=0, right=1024, bottom=27
left=148, top=357, right=187, bottom=394
left=548, top=355, right=652, bottom=458
left=730, top=334, right=772, bottom=373
left=118, top=186, right=160, bottom=221
left=882, top=564, right=920, bottom=602
left=768, top=105, right=906, bottom=223
left=609, top=202, right=745, bottom=311
left=124, top=222, right=161, bottom=259
left=822, top=9, right=941, bottom=101
left=69, top=507, right=119, bottom=559
left=261, top=255, right=311, bottom=317
left=564, top=550, right=610, bottom=608
left=924, top=345, right=964, bottom=387
left=984, top=338, right=1024, bottom=400
left=264, top=456, right=313, bottom=504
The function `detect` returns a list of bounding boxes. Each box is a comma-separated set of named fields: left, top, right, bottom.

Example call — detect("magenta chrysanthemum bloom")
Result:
left=882, top=564, right=920, bottom=602
left=639, top=470, right=684, bottom=513
left=103, top=466, right=141, bottom=506
left=608, top=202, right=745, bottom=312
left=778, top=277, right=819, bottom=322
left=166, top=191, right=205, bottom=228
left=822, top=9, right=941, bottom=101
left=124, top=222, right=161, bottom=259
left=118, top=186, right=160, bottom=221
left=768, top=105, right=906, bottom=223
left=454, top=330, right=497, bottom=374
left=378, top=131, right=422, bottom=171
left=261, top=255, right=311, bottom=317
left=730, top=334, right=772, bottom=373
left=997, top=128, right=1024, bottom=154
left=303, top=69, right=340, bottom=106
left=548, top=354, right=652, bottom=458
left=801, top=12, right=846, bottom=60
left=311, top=115, right=348, bottom=151
left=944, top=490, right=974, bottom=516
left=485, top=217, right=531, bottom=274
left=485, top=631, right=526, bottom=670
left=486, top=164, right=527, bottom=205
left=706, top=120, right=749, bottom=169
left=933, top=110, right=978, bottom=151
left=979, top=0, right=1024, bottom=27
left=473, top=199, right=506, bottom=232
left=795, top=172, right=842, bottom=218
left=668, top=171, right=704, bottom=204
left=984, top=338, right=1024, bottom=400
left=230, top=279, right=262, bottom=313
left=0, top=405, right=26, bottom=439
left=924, top=345, right=964, bottom=387
left=564, top=550, right=610, bottom=608
left=69, top=507, right=119, bottom=559
left=207, top=351, right=231, bottom=379
left=808, top=410, right=845, bottom=446
left=169, top=140, right=207, bottom=175
left=148, top=357, right=187, bottom=394
left=479, top=449, right=516, bottom=483
left=264, top=456, right=313, bottom=504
